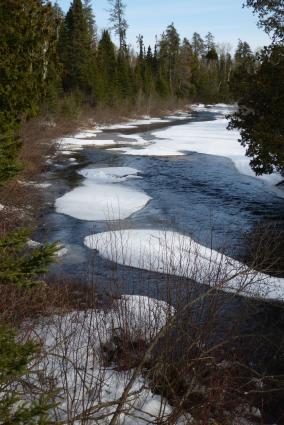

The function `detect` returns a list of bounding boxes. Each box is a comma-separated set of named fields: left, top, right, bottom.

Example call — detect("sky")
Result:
left=55, top=0, right=271, bottom=52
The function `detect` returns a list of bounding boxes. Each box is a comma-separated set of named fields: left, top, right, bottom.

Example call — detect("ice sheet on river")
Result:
left=55, top=167, right=151, bottom=221
left=113, top=115, right=282, bottom=187
left=84, top=229, right=284, bottom=302
left=78, top=166, right=141, bottom=183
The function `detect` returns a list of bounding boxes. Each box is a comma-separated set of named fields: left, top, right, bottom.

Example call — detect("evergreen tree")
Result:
left=0, top=0, right=59, bottom=184
left=234, top=40, right=255, bottom=69
left=108, top=0, right=128, bottom=53
left=0, top=227, right=58, bottom=422
left=58, top=0, right=95, bottom=95
left=176, top=38, right=195, bottom=98
left=83, top=0, right=97, bottom=47
left=192, top=32, right=205, bottom=57
left=0, top=325, right=56, bottom=424
left=245, top=0, right=284, bottom=42
left=229, top=4, right=284, bottom=175
left=159, top=23, right=180, bottom=94
left=205, top=31, right=215, bottom=52
left=95, top=30, right=117, bottom=105
left=0, top=228, right=58, bottom=288
left=229, top=45, right=284, bottom=175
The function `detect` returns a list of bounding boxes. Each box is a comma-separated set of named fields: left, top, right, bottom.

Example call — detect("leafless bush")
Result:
left=6, top=229, right=283, bottom=424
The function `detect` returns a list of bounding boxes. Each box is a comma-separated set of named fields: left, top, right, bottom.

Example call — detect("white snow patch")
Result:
left=0, top=204, right=4, bottom=211
left=99, top=117, right=171, bottom=131
left=114, top=114, right=282, bottom=187
left=18, top=180, right=51, bottom=188
left=78, top=167, right=141, bottom=183
left=55, top=183, right=150, bottom=221
left=73, top=131, right=98, bottom=139
left=55, top=167, right=150, bottom=221
left=26, top=239, right=42, bottom=248
left=58, top=137, right=116, bottom=150
left=191, top=103, right=235, bottom=115
left=117, top=133, right=151, bottom=146
left=84, top=229, right=284, bottom=302
left=26, top=295, right=184, bottom=424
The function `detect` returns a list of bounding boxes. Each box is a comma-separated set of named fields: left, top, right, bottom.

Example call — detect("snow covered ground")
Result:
left=55, top=167, right=151, bottom=221
left=27, top=295, right=191, bottom=424
left=98, top=116, right=171, bottom=131
left=84, top=229, right=284, bottom=302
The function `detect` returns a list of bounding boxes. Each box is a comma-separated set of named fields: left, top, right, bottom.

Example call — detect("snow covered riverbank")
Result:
left=26, top=294, right=192, bottom=424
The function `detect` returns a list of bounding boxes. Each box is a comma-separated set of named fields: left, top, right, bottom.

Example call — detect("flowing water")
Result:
left=36, top=105, right=284, bottom=422
left=38, top=105, right=284, bottom=298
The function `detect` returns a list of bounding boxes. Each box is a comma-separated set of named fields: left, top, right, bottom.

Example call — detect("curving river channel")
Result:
left=36, top=104, right=284, bottom=422
left=38, top=104, right=284, bottom=300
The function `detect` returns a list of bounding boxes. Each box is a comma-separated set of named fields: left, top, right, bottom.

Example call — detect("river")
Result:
left=38, top=104, right=284, bottom=299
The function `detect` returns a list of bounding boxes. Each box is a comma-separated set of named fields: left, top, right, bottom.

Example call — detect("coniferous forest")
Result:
left=1, top=0, right=272, bottom=186
left=0, top=1, right=283, bottom=424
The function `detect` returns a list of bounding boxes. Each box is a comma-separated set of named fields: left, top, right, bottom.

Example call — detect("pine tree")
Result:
left=245, top=0, right=284, bottom=42
left=192, top=32, right=205, bottom=58
left=58, top=0, right=95, bottom=95
left=0, top=325, right=56, bottom=424
left=95, top=30, right=117, bottom=105
left=83, top=0, right=97, bottom=47
left=229, top=3, right=284, bottom=175
left=0, top=0, right=59, bottom=184
left=205, top=31, right=215, bottom=52
left=0, top=228, right=58, bottom=422
left=108, top=0, right=128, bottom=53
left=229, top=45, right=284, bottom=175
left=176, top=38, right=195, bottom=98
left=159, top=23, right=180, bottom=94
left=0, top=228, right=58, bottom=288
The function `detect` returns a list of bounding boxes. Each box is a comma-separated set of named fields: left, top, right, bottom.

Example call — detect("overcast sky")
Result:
left=55, top=0, right=271, bottom=52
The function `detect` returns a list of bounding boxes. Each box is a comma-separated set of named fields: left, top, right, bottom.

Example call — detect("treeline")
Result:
left=0, top=0, right=259, bottom=186
left=56, top=0, right=235, bottom=107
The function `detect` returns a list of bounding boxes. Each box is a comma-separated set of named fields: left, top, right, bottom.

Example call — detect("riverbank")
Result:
left=0, top=100, right=190, bottom=235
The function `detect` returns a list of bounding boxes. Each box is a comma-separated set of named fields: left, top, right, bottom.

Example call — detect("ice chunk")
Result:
left=78, top=166, right=141, bottom=183
left=55, top=181, right=150, bottom=221
left=85, top=229, right=284, bottom=302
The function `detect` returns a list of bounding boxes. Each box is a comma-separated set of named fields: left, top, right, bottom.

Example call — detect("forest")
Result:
left=0, top=0, right=283, bottom=424
left=2, top=0, right=281, bottom=186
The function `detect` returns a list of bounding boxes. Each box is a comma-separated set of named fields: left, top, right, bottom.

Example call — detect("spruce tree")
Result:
left=229, top=3, right=284, bottom=175
left=83, top=0, right=97, bottom=47
left=176, top=38, right=194, bottom=98
left=159, top=23, right=180, bottom=94
left=58, top=0, right=95, bottom=95
left=0, top=325, right=56, bottom=424
left=0, top=0, right=59, bottom=184
left=108, top=0, right=128, bottom=53
left=192, top=32, right=205, bottom=58
left=95, top=30, right=117, bottom=105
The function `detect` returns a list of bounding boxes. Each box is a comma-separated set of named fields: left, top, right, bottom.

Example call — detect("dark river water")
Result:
left=38, top=108, right=284, bottom=294
left=37, top=108, right=284, bottom=422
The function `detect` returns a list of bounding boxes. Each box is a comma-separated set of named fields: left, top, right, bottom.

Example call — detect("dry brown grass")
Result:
left=0, top=279, right=104, bottom=327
